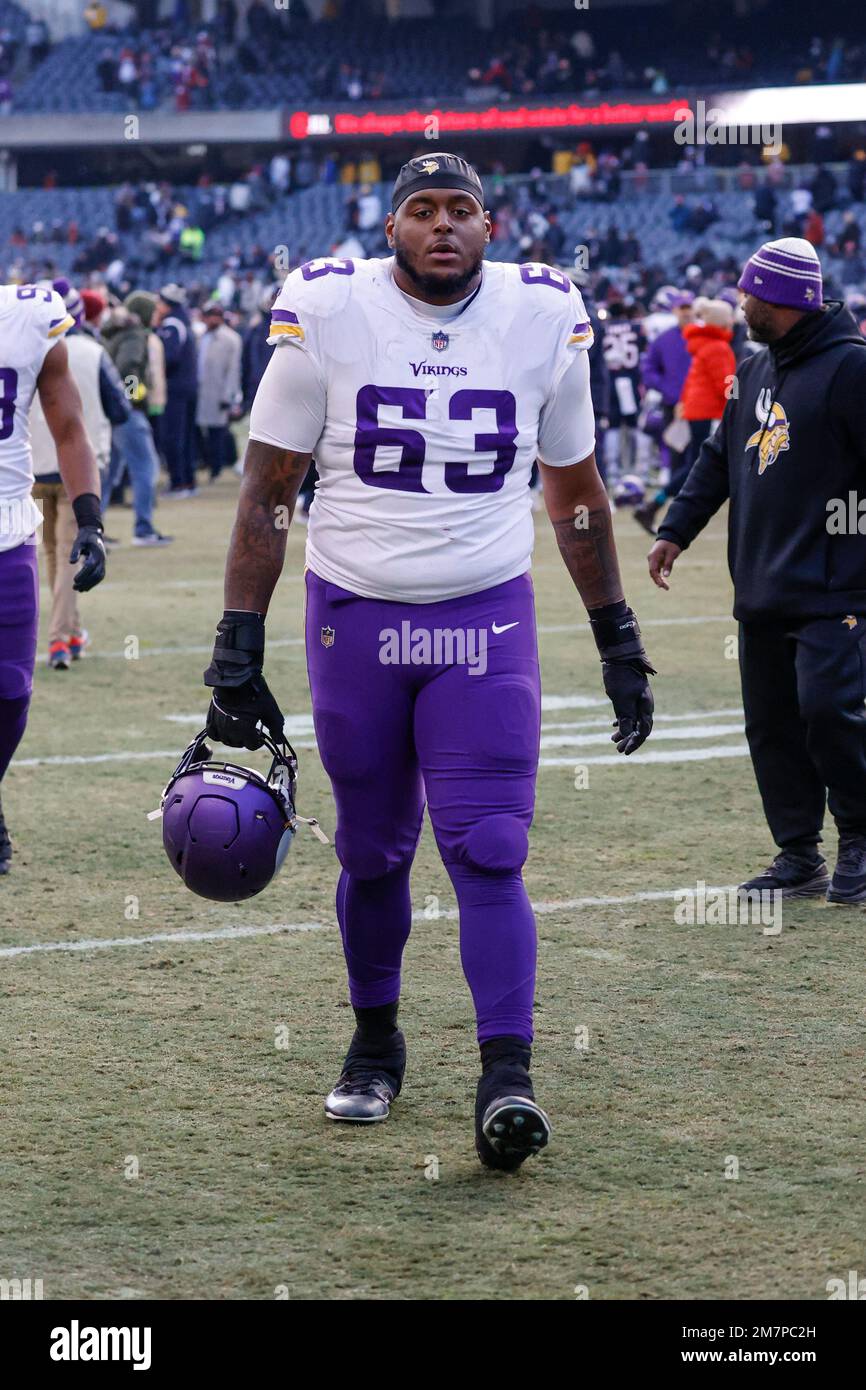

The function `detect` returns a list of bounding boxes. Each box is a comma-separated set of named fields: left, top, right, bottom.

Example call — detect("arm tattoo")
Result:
left=551, top=503, right=625, bottom=611
left=224, top=441, right=312, bottom=613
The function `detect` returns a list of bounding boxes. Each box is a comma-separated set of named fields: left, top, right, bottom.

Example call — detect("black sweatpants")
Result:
left=740, top=616, right=866, bottom=851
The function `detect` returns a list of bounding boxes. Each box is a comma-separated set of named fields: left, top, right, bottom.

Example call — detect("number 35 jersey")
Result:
left=250, top=255, right=596, bottom=602
left=0, top=283, right=74, bottom=552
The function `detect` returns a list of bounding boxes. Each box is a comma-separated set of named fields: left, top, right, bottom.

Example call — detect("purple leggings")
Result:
left=305, top=568, right=541, bottom=1043
left=0, top=543, right=38, bottom=779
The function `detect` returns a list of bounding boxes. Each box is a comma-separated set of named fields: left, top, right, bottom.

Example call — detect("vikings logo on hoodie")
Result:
left=746, top=387, right=791, bottom=474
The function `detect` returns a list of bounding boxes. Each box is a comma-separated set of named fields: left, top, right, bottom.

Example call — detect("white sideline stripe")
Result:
left=541, top=707, right=743, bottom=732
left=12, top=746, right=317, bottom=769
left=0, top=921, right=328, bottom=959
left=90, top=636, right=306, bottom=660
left=541, top=722, right=743, bottom=749
left=166, top=705, right=744, bottom=732
left=539, top=615, right=731, bottom=634
left=14, top=710, right=748, bottom=769
left=541, top=743, right=749, bottom=767
left=165, top=713, right=317, bottom=733
left=81, top=616, right=734, bottom=659
left=0, top=888, right=739, bottom=960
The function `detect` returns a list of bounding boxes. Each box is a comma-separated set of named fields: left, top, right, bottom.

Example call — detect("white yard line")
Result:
left=0, top=886, right=738, bottom=960
left=541, top=722, right=743, bottom=749
left=541, top=744, right=749, bottom=767
left=90, top=636, right=306, bottom=660
left=80, top=615, right=734, bottom=659
left=13, top=709, right=747, bottom=770
left=540, top=707, right=743, bottom=732
left=538, top=615, right=732, bottom=634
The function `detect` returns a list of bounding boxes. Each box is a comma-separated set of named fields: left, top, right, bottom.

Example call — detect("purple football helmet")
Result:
left=613, top=474, right=647, bottom=508
left=157, top=731, right=299, bottom=902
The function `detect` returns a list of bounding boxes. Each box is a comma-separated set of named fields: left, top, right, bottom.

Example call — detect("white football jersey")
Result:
left=251, top=256, right=595, bottom=602
left=0, top=283, right=74, bottom=552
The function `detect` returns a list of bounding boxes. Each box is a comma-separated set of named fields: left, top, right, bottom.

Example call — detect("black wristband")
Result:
left=588, top=602, right=650, bottom=664
left=72, top=492, right=103, bottom=532
left=203, top=610, right=266, bottom=689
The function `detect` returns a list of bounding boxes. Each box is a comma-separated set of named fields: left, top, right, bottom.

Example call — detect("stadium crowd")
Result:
left=0, top=2, right=863, bottom=112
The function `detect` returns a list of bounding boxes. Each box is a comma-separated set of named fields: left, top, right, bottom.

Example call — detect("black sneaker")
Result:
left=475, top=1039, right=551, bottom=1172
left=132, top=531, right=174, bottom=547
left=828, top=834, right=866, bottom=905
left=633, top=499, right=661, bottom=535
left=324, top=1027, right=406, bottom=1124
left=0, top=793, right=11, bottom=876
left=738, top=849, right=830, bottom=901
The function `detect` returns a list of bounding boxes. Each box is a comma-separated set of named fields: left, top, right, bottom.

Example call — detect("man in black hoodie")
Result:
left=648, top=237, right=866, bottom=904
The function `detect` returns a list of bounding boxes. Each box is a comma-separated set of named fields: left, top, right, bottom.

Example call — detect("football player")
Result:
left=600, top=299, right=646, bottom=483
left=0, top=283, right=106, bottom=873
left=203, top=154, right=655, bottom=1170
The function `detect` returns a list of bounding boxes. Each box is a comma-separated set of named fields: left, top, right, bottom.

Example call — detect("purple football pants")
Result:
left=0, top=543, right=38, bottom=780
left=305, top=568, right=541, bottom=1044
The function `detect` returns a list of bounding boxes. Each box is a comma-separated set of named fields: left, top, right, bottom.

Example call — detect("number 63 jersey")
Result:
left=250, top=255, right=596, bottom=603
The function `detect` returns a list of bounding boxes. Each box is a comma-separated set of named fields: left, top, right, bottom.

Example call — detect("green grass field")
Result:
left=2, top=468, right=864, bottom=1301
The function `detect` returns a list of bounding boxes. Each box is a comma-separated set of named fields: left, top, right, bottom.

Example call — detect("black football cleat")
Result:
left=475, top=1039, right=551, bottom=1171
left=324, top=1027, right=406, bottom=1124
left=737, top=849, right=830, bottom=901
left=827, top=834, right=866, bottom=905
left=0, top=793, right=11, bottom=876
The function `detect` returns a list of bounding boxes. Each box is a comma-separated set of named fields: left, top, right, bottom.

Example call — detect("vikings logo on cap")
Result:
left=419, top=160, right=440, bottom=175
left=746, top=387, right=791, bottom=474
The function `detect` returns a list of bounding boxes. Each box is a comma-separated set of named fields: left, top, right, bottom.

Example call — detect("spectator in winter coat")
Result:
left=678, top=297, right=737, bottom=489
left=153, top=284, right=198, bottom=496
left=30, top=283, right=129, bottom=668
left=241, top=287, right=278, bottom=414
left=196, top=300, right=242, bottom=480
left=100, top=291, right=171, bottom=545
left=642, top=294, right=693, bottom=407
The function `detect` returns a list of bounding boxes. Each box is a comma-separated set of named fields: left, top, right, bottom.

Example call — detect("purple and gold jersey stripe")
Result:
left=568, top=320, right=592, bottom=345
left=270, top=308, right=305, bottom=340
left=47, top=314, right=75, bottom=339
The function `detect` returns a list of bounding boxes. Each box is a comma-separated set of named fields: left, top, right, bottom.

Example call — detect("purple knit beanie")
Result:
left=737, top=237, right=823, bottom=310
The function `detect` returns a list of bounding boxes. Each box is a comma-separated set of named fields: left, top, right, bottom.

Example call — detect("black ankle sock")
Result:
left=353, top=1000, right=399, bottom=1043
left=480, top=1035, right=531, bottom=1074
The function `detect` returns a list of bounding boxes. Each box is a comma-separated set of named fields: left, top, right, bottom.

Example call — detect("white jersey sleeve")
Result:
left=248, top=342, right=326, bottom=454
left=0, top=283, right=75, bottom=551
left=537, top=350, right=596, bottom=467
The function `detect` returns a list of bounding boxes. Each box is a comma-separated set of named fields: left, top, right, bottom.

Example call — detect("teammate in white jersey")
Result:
left=201, top=155, right=656, bottom=1169
left=0, top=283, right=106, bottom=874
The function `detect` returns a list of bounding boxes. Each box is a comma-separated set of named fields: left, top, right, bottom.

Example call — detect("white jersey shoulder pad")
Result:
left=267, top=257, right=375, bottom=347
left=0, top=283, right=74, bottom=346
left=499, top=261, right=593, bottom=351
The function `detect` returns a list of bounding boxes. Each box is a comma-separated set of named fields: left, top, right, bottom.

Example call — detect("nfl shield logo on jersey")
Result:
left=431, top=329, right=449, bottom=352
left=321, top=626, right=335, bottom=648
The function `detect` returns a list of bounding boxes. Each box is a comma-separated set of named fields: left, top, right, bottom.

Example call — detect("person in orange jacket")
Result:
left=674, top=297, right=736, bottom=494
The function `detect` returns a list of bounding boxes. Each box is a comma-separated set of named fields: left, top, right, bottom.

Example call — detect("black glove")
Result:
left=589, top=601, right=656, bottom=756
left=70, top=493, right=106, bottom=593
left=203, top=610, right=285, bottom=750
